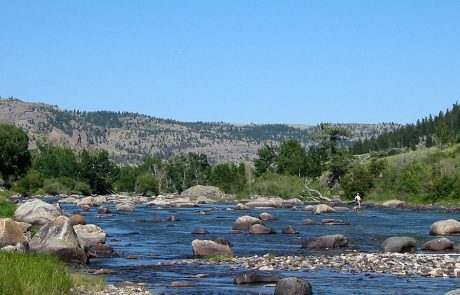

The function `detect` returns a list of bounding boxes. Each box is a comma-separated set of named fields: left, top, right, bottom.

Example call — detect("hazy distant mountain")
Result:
left=0, top=98, right=398, bottom=164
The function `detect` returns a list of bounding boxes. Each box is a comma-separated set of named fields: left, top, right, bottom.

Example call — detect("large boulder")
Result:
left=249, top=224, right=276, bottom=234
left=234, top=203, right=250, bottom=210
left=14, top=199, right=61, bottom=226
left=313, top=204, right=336, bottom=214
left=233, top=272, right=281, bottom=285
left=245, top=196, right=283, bottom=209
left=0, top=218, right=28, bottom=248
left=73, top=224, right=107, bottom=250
left=232, top=215, right=263, bottom=231
left=422, top=238, right=453, bottom=251
left=77, top=197, right=96, bottom=208
left=58, top=196, right=78, bottom=204
left=191, top=239, right=233, bottom=257
left=181, top=185, right=226, bottom=200
left=302, top=234, right=348, bottom=249
left=116, top=202, right=136, bottom=212
left=430, top=219, right=460, bottom=236
left=274, top=277, right=312, bottom=295
left=29, top=216, right=87, bottom=264
left=382, top=200, right=405, bottom=208
left=283, top=198, right=304, bottom=207
left=69, top=214, right=86, bottom=225
left=381, top=236, right=417, bottom=253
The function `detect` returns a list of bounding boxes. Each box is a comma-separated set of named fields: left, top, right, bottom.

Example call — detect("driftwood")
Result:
left=304, top=178, right=331, bottom=202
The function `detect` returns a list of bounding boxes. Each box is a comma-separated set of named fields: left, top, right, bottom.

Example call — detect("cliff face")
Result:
left=0, top=98, right=398, bottom=164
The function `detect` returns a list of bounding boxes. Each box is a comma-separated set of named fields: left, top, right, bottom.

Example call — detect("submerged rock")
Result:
left=302, top=234, right=348, bottom=249
left=274, top=277, right=312, bottom=295
left=381, top=236, right=417, bottom=253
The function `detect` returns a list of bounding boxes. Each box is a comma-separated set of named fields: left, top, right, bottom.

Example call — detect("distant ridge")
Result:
left=0, top=98, right=398, bottom=164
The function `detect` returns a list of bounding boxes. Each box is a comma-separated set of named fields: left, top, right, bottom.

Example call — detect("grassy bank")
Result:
left=0, top=252, right=106, bottom=295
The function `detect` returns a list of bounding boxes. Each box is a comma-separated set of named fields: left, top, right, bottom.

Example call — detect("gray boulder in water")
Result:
left=302, top=234, right=347, bottom=249
left=429, top=219, right=460, bottom=236
left=249, top=224, right=276, bottom=234
left=14, top=199, right=61, bottom=225
left=422, top=238, right=453, bottom=251
left=29, top=216, right=87, bottom=264
left=381, top=236, right=417, bottom=253
left=232, top=215, right=263, bottom=231
left=274, top=277, right=312, bottom=295
left=191, top=239, right=233, bottom=257
left=233, top=272, right=281, bottom=285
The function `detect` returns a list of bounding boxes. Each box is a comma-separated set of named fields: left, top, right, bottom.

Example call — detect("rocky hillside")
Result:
left=0, top=98, right=398, bottom=164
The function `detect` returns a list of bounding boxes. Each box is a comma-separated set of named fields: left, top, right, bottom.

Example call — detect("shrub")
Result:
left=243, top=173, right=305, bottom=199
left=135, top=174, right=159, bottom=196
left=72, top=181, right=92, bottom=196
left=13, top=170, right=43, bottom=196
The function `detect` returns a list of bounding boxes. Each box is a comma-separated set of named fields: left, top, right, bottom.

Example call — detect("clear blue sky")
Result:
left=1, top=1, right=459, bottom=124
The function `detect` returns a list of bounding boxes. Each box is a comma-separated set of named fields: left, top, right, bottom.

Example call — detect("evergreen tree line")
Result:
left=351, top=103, right=460, bottom=154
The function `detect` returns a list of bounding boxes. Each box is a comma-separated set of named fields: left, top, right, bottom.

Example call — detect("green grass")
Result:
left=0, top=252, right=72, bottom=295
left=208, top=254, right=234, bottom=262
left=0, top=252, right=108, bottom=295
left=240, top=173, right=306, bottom=199
left=0, top=199, right=16, bottom=218
left=71, top=274, right=107, bottom=293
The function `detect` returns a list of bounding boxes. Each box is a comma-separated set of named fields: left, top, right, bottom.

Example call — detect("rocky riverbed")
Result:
left=171, top=252, right=460, bottom=278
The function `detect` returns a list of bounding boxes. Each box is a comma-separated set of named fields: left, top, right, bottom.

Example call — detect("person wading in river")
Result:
left=354, top=193, right=362, bottom=213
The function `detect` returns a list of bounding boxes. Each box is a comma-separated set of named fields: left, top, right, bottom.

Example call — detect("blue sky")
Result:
left=1, top=1, right=459, bottom=124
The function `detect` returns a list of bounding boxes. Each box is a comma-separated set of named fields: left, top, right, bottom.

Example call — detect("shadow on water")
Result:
left=61, top=203, right=460, bottom=294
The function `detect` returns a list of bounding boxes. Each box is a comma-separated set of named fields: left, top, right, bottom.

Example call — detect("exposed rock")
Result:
left=381, top=236, right=417, bottom=253
left=259, top=212, right=276, bottom=221
left=283, top=198, right=304, bottom=207
left=181, top=185, right=226, bottom=200
left=14, top=199, right=61, bottom=225
left=116, top=202, right=135, bottom=212
left=302, top=219, right=317, bottom=225
left=69, top=214, right=86, bottom=225
left=320, top=219, right=350, bottom=226
left=192, top=229, right=209, bottom=234
left=430, top=219, right=460, bottom=236
left=422, top=238, right=453, bottom=251
left=15, top=221, right=31, bottom=233
left=191, top=239, right=233, bottom=257
left=195, top=196, right=216, bottom=204
left=234, top=203, right=250, bottom=210
left=249, top=224, right=276, bottom=234
left=282, top=225, right=298, bottom=234
left=170, top=202, right=199, bottom=208
left=73, top=224, right=107, bottom=250
left=77, top=197, right=96, bottom=208
left=313, top=204, right=336, bottom=214
left=446, top=290, right=460, bottom=295
left=58, top=196, right=77, bottom=204
left=274, top=277, right=312, bottom=295
left=245, top=196, right=283, bottom=209
left=303, top=205, right=315, bottom=212
left=232, top=215, right=263, bottom=231
left=382, top=200, right=405, bottom=208
left=29, top=216, right=87, bottom=264
left=166, top=216, right=177, bottom=222
left=302, top=234, right=348, bottom=249
left=87, top=243, right=117, bottom=258
left=0, top=218, right=28, bottom=248
left=233, top=272, right=281, bottom=285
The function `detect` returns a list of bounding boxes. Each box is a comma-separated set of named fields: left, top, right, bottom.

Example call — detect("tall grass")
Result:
left=0, top=199, right=16, bottom=218
left=0, top=252, right=107, bottom=295
left=0, top=252, right=72, bottom=295
left=241, top=173, right=306, bottom=199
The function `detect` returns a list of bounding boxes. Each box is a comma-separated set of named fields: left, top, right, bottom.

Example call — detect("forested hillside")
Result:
left=351, top=103, right=460, bottom=154
left=0, top=97, right=397, bottom=164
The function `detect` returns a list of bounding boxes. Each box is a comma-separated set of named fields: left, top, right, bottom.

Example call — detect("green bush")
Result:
left=43, top=179, right=69, bottom=195
left=13, top=170, right=43, bottom=196
left=0, top=199, right=16, bottom=218
left=243, top=173, right=305, bottom=199
left=0, top=252, right=72, bottom=295
left=135, top=174, right=159, bottom=196
left=72, top=181, right=92, bottom=195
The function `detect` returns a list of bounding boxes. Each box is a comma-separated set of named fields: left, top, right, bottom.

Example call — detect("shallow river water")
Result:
left=61, top=203, right=460, bottom=294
